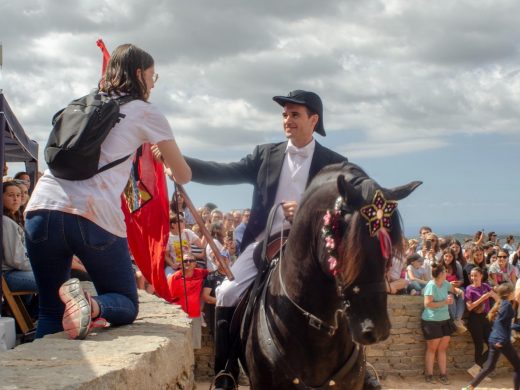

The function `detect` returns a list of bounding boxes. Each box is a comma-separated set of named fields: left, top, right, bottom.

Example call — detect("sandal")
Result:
left=438, top=374, right=450, bottom=385
left=424, top=374, right=436, bottom=384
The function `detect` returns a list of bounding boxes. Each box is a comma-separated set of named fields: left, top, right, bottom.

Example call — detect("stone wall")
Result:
left=0, top=291, right=195, bottom=390
left=366, top=295, right=516, bottom=379
left=195, top=295, right=519, bottom=381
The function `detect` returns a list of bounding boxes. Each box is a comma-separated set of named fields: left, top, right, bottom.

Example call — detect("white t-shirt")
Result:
left=167, top=229, right=200, bottom=262
left=25, top=100, right=174, bottom=237
left=205, top=238, right=225, bottom=272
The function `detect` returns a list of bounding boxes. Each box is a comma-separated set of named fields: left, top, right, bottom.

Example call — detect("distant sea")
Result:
left=406, top=223, right=519, bottom=242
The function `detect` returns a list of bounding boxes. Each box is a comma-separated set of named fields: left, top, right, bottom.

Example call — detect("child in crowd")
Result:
left=421, top=262, right=463, bottom=385
left=462, top=282, right=520, bottom=390
left=463, top=245, right=489, bottom=287
left=489, top=249, right=516, bottom=287
left=440, top=248, right=466, bottom=334
left=465, top=267, right=497, bottom=379
left=168, top=253, right=208, bottom=349
left=165, top=213, right=203, bottom=277
left=406, top=254, right=429, bottom=295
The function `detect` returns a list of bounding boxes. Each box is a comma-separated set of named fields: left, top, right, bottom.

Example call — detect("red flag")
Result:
left=122, top=144, right=172, bottom=301
left=96, top=39, right=110, bottom=76
left=97, top=41, right=172, bottom=301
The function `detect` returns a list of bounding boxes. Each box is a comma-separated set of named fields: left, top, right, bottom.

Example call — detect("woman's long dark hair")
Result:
left=99, top=44, right=154, bottom=100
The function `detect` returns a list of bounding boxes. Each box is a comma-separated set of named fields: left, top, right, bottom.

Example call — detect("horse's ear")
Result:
left=337, top=175, right=362, bottom=207
left=384, top=181, right=422, bottom=201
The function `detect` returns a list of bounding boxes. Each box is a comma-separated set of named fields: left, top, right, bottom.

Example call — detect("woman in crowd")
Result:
left=170, top=191, right=195, bottom=228
left=418, top=232, right=441, bottom=279
left=205, top=222, right=226, bottom=272
left=2, top=181, right=37, bottom=293
left=463, top=245, right=488, bottom=287
left=421, top=262, right=464, bottom=385
left=465, top=267, right=496, bottom=378
left=167, top=253, right=208, bottom=349
left=463, top=282, right=520, bottom=390
left=24, top=43, right=191, bottom=340
left=449, top=238, right=466, bottom=267
left=440, top=248, right=466, bottom=333
left=503, top=235, right=516, bottom=253
left=489, top=249, right=516, bottom=287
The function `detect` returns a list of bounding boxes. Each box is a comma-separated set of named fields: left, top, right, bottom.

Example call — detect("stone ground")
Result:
left=196, top=372, right=515, bottom=389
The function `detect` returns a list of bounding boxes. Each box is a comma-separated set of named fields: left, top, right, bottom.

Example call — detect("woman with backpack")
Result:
left=24, top=43, right=191, bottom=339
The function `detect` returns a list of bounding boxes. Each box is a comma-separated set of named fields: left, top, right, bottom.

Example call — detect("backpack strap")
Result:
left=96, top=95, right=138, bottom=174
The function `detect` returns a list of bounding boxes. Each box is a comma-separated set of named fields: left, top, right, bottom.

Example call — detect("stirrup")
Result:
left=209, top=370, right=237, bottom=390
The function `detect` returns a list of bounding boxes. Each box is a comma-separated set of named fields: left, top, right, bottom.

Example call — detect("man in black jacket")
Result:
left=185, top=90, right=378, bottom=390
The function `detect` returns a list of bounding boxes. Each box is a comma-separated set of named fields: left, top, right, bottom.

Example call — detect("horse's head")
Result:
left=307, top=163, right=421, bottom=345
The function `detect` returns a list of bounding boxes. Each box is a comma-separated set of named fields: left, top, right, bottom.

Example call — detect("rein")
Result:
left=276, top=228, right=346, bottom=336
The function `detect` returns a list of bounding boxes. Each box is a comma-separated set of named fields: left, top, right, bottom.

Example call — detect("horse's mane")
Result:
left=302, top=162, right=405, bottom=287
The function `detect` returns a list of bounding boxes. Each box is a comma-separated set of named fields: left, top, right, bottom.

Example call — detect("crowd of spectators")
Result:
left=384, top=225, right=520, bottom=386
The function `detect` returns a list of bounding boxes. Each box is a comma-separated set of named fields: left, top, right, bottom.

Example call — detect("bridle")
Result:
left=276, top=190, right=395, bottom=337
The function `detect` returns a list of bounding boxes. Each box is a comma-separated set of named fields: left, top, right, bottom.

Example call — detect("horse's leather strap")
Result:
left=258, top=271, right=364, bottom=389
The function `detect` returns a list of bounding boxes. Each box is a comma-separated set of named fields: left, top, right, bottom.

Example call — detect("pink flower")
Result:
left=323, top=211, right=332, bottom=226
left=328, top=257, right=338, bottom=274
left=325, top=236, right=335, bottom=249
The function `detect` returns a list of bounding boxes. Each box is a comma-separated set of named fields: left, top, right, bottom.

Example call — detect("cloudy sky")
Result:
left=1, top=0, right=519, bottom=237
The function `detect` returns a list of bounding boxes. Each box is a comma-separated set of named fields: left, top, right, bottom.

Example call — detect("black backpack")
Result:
left=44, top=91, right=135, bottom=180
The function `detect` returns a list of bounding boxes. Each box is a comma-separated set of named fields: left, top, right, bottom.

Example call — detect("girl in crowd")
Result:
left=463, top=245, right=488, bottom=287
left=511, top=245, right=520, bottom=278
left=405, top=254, right=429, bottom=295
left=449, top=238, right=466, bottom=267
left=440, top=248, right=466, bottom=333
left=421, top=262, right=464, bottom=385
left=170, top=191, right=195, bottom=228
left=463, top=282, right=520, bottom=390
left=465, top=267, right=496, bottom=378
left=486, top=250, right=497, bottom=266
left=503, top=235, right=516, bottom=253
left=2, top=181, right=37, bottom=293
left=205, top=222, right=226, bottom=272
left=24, top=44, right=191, bottom=340
left=489, top=249, right=516, bottom=287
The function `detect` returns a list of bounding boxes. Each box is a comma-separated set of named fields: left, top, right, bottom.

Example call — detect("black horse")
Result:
left=239, top=162, right=421, bottom=389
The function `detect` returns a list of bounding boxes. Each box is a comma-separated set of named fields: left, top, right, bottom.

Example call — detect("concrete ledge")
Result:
left=0, top=291, right=195, bottom=390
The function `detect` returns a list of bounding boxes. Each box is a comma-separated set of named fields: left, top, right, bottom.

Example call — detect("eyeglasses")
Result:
left=497, top=255, right=508, bottom=259
left=183, top=259, right=196, bottom=264
left=152, top=73, right=159, bottom=83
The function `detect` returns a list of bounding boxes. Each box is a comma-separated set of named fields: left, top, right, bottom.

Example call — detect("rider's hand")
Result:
left=282, top=201, right=298, bottom=223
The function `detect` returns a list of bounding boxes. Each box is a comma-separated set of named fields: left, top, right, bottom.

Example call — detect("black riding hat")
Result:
left=272, top=90, right=326, bottom=136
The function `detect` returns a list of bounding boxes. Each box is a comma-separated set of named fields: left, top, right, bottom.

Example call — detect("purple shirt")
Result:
left=465, top=283, right=492, bottom=314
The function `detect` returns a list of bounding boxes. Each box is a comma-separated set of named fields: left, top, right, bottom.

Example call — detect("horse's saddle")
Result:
left=252, top=230, right=290, bottom=271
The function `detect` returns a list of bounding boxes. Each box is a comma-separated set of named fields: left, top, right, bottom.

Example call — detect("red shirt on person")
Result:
left=168, top=268, right=208, bottom=318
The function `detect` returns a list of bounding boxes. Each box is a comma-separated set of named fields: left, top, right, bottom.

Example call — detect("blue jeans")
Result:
left=25, top=210, right=138, bottom=338
left=3, top=270, right=38, bottom=292
left=448, top=289, right=465, bottom=321
left=3, top=270, right=38, bottom=311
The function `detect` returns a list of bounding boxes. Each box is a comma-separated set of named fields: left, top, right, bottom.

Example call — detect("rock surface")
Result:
left=0, top=291, right=194, bottom=390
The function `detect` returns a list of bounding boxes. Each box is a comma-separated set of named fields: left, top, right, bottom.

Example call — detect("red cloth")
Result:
left=168, top=268, right=209, bottom=318
left=98, top=40, right=173, bottom=302
left=96, top=39, right=111, bottom=76
left=122, top=144, right=173, bottom=302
